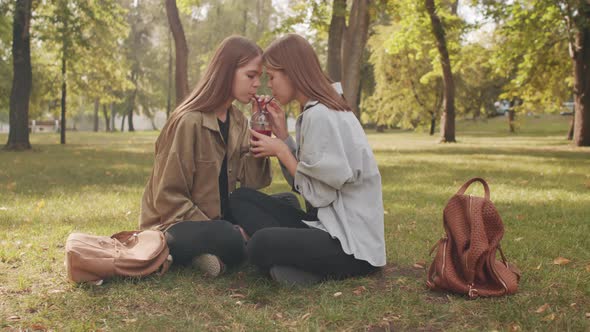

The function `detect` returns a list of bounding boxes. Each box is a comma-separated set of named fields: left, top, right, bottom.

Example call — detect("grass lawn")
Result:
left=1, top=114, right=589, bottom=331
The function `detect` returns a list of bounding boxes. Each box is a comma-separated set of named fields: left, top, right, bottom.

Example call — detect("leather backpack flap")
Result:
left=65, top=233, right=117, bottom=283
left=113, top=230, right=171, bottom=277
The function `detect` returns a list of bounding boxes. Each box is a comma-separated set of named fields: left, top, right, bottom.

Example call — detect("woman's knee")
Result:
left=246, top=228, right=276, bottom=267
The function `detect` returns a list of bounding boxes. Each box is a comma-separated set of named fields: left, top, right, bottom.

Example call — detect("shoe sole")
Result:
left=192, top=254, right=224, bottom=277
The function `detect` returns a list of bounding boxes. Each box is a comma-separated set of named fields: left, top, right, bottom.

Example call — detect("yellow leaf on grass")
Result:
left=413, top=262, right=425, bottom=269
left=535, top=303, right=550, bottom=313
left=37, top=200, right=45, bottom=209
left=542, top=313, right=556, bottom=322
left=553, top=257, right=571, bottom=265
left=333, top=292, right=342, bottom=297
left=353, top=286, right=367, bottom=296
left=535, top=263, right=542, bottom=270
left=300, top=313, right=311, bottom=321
left=30, top=323, right=47, bottom=331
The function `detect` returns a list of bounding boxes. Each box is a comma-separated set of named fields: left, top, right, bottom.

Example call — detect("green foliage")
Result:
left=0, top=2, right=13, bottom=119
left=30, top=0, right=130, bottom=120
left=454, top=43, right=506, bottom=117
left=476, top=0, right=575, bottom=114
left=363, top=0, right=469, bottom=130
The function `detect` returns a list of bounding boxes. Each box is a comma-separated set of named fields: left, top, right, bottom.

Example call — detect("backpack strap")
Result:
left=456, top=177, right=490, bottom=200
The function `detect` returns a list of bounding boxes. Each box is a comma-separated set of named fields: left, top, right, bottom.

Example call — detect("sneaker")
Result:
left=192, top=254, right=225, bottom=277
left=269, top=265, right=322, bottom=287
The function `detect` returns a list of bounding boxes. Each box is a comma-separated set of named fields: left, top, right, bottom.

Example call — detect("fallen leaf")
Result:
left=48, top=289, right=65, bottom=294
left=514, top=237, right=524, bottom=242
left=516, top=215, right=524, bottom=221
left=535, top=303, right=550, bottom=313
left=570, top=303, right=577, bottom=307
left=235, top=301, right=243, bottom=305
left=36, top=200, right=45, bottom=209
left=413, top=263, right=425, bottom=269
left=585, top=312, right=590, bottom=318
left=0, top=207, right=7, bottom=211
left=8, top=315, right=20, bottom=321
left=352, top=286, right=367, bottom=296
left=553, top=257, right=571, bottom=265
left=542, top=313, right=555, bottom=322
left=333, top=292, right=342, bottom=297
left=300, top=313, right=311, bottom=321
left=230, top=293, right=245, bottom=299
left=125, top=211, right=132, bottom=216
left=586, top=264, right=590, bottom=273
left=384, top=211, right=389, bottom=215
left=535, top=263, right=542, bottom=270
left=274, top=313, right=283, bottom=319
left=509, top=323, right=521, bottom=331
left=122, top=318, right=137, bottom=323
left=30, top=324, right=47, bottom=331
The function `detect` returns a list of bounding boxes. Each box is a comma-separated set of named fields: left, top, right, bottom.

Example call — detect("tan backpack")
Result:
left=426, top=178, right=521, bottom=298
left=65, top=230, right=172, bottom=284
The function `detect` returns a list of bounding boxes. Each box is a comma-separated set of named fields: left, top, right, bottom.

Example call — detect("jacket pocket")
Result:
left=192, top=160, right=220, bottom=217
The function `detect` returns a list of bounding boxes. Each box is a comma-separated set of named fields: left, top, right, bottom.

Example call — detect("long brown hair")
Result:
left=263, top=34, right=350, bottom=112
left=156, top=35, right=262, bottom=154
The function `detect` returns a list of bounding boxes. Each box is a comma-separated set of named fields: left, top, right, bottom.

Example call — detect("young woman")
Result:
left=229, top=34, right=386, bottom=286
left=139, top=36, right=272, bottom=277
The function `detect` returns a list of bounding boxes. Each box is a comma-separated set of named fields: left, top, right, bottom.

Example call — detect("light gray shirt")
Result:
left=280, top=99, right=386, bottom=267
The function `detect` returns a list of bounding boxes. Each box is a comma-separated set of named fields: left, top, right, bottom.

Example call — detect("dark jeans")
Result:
left=165, top=220, right=245, bottom=267
left=229, top=188, right=377, bottom=280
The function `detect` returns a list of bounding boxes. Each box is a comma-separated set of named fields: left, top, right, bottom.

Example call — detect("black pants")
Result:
left=229, top=188, right=377, bottom=280
left=165, top=220, right=245, bottom=267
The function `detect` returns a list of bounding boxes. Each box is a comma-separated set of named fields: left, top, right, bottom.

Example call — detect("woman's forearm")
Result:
left=276, top=147, right=298, bottom=177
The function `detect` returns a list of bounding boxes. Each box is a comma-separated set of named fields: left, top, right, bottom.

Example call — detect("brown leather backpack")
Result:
left=65, top=230, right=172, bottom=284
left=426, top=178, right=521, bottom=298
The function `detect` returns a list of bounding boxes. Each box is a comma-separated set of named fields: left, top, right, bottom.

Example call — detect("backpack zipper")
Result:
left=465, top=195, right=473, bottom=273
left=440, top=236, right=448, bottom=280
left=490, top=253, right=509, bottom=294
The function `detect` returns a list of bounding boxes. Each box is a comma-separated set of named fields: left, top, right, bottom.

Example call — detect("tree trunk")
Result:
left=120, top=113, right=126, bottom=132
left=567, top=112, right=574, bottom=140
left=102, top=104, right=110, bottom=132
left=110, top=103, right=116, bottom=132
left=572, top=7, right=590, bottom=146
left=425, top=0, right=456, bottom=143
left=327, top=0, right=346, bottom=82
left=165, top=0, right=189, bottom=105
left=127, top=68, right=138, bottom=132
left=342, top=0, right=370, bottom=118
left=430, top=112, right=436, bottom=135
left=60, top=46, right=67, bottom=144
left=508, top=110, right=516, bottom=133
left=5, top=0, right=32, bottom=151
left=93, top=98, right=99, bottom=132
left=128, top=105, right=135, bottom=131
